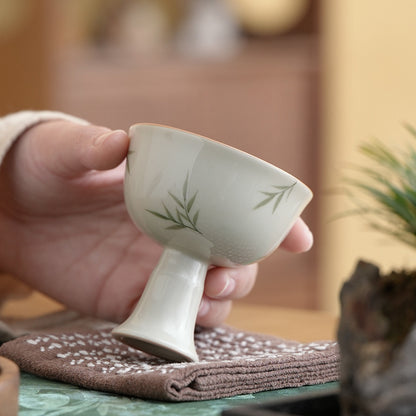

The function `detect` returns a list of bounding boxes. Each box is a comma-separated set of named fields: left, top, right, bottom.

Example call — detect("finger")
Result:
left=29, top=120, right=129, bottom=178
left=204, top=263, right=258, bottom=300
left=279, top=218, right=313, bottom=253
left=196, top=297, right=233, bottom=327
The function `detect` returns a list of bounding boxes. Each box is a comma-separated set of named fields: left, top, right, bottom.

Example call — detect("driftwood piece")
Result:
left=338, top=260, right=416, bottom=416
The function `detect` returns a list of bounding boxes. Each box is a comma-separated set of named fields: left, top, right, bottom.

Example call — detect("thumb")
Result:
left=27, top=120, right=129, bottom=178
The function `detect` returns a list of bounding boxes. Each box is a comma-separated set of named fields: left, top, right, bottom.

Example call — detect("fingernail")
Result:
left=198, top=298, right=210, bottom=317
left=304, top=227, right=314, bottom=251
left=215, top=274, right=236, bottom=298
left=94, top=131, right=113, bottom=147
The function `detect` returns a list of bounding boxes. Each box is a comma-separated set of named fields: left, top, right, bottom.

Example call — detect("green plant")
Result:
left=343, top=124, right=416, bottom=249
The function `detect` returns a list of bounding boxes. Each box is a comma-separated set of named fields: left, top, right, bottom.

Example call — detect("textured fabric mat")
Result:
left=0, top=326, right=339, bottom=401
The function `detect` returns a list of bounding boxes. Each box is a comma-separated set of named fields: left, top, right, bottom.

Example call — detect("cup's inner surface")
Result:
left=125, top=123, right=313, bottom=266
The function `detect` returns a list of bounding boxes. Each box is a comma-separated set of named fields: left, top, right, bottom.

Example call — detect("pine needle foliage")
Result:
left=343, top=124, right=416, bottom=249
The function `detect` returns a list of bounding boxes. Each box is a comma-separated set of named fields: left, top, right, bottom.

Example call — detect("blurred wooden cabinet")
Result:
left=0, top=1, right=321, bottom=310
left=51, top=37, right=320, bottom=309
left=0, top=1, right=50, bottom=114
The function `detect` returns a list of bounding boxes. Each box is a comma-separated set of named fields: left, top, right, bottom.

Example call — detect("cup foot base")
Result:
left=112, top=331, right=199, bottom=362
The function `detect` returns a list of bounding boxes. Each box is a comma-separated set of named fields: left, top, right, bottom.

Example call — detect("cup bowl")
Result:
left=124, top=123, right=312, bottom=266
left=112, top=124, right=313, bottom=361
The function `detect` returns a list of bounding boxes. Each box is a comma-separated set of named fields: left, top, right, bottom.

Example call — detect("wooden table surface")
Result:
left=1, top=292, right=338, bottom=343
left=226, top=301, right=338, bottom=343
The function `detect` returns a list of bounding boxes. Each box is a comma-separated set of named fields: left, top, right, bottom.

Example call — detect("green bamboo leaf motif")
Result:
left=166, top=224, right=186, bottom=230
left=187, top=192, right=198, bottom=212
left=285, top=184, right=295, bottom=199
left=254, top=181, right=297, bottom=214
left=145, top=210, right=170, bottom=221
left=176, top=208, right=187, bottom=223
left=163, top=203, right=175, bottom=220
left=183, top=173, right=189, bottom=200
left=254, top=194, right=275, bottom=210
left=272, top=185, right=291, bottom=190
left=273, top=192, right=284, bottom=214
left=193, top=209, right=200, bottom=224
left=146, top=173, right=202, bottom=234
left=168, top=192, right=185, bottom=209
left=126, top=150, right=135, bottom=174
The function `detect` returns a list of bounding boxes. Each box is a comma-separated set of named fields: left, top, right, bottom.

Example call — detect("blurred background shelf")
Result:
left=0, top=0, right=321, bottom=313
left=51, top=36, right=321, bottom=309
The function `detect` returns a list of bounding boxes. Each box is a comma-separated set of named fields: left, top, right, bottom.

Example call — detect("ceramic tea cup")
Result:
left=112, top=124, right=313, bottom=362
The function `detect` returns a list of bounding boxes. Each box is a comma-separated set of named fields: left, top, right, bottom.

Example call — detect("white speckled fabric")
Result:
left=0, top=326, right=339, bottom=401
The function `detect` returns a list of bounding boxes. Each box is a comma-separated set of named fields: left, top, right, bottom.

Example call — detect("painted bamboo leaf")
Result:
left=168, top=192, right=185, bottom=209
left=176, top=208, right=187, bottom=224
left=254, top=194, right=275, bottom=210
left=163, top=203, right=175, bottom=220
left=146, top=172, right=202, bottom=234
left=254, top=181, right=297, bottom=214
left=273, top=185, right=292, bottom=190
left=286, top=185, right=295, bottom=199
left=193, top=209, right=200, bottom=224
left=166, top=224, right=186, bottom=230
left=187, top=192, right=198, bottom=212
left=145, top=209, right=170, bottom=220
left=183, top=173, right=189, bottom=200
left=126, top=150, right=135, bottom=174
left=272, top=193, right=284, bottom=213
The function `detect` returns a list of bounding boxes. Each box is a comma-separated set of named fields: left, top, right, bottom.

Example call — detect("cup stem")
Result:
left=112, top=247, right=208, bottom=362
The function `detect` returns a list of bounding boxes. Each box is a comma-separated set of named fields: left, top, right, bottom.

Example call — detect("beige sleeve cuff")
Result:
left=0, top=111, right=88, bottom=165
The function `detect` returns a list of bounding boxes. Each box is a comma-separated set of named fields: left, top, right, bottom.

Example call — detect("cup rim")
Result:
left=129, top=122, right=313, bottom=197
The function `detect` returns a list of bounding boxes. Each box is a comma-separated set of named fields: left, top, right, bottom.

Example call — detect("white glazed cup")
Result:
left=112, top=124, right=313, bottom=361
